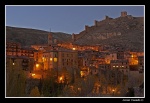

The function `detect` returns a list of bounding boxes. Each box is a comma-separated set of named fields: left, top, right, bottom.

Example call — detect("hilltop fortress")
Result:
left=71, top=11, right=136, bottom=43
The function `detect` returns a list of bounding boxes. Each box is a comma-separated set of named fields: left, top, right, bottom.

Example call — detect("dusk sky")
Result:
left=6, top=5, right=144, bottom=34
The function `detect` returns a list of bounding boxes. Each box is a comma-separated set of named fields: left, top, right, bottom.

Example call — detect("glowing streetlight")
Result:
left=112, top=89, right=115, bottom=96
left=72, top=48, right=76, bottom=50
left=131, top=54, right=134, bottom=58
left=78, top=88, right=81, bottom=91
left=60, top=77, right=63, bottom=81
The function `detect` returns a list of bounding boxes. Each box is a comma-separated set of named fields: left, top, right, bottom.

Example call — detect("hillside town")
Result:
left=6, top=11, right=144, bottom=97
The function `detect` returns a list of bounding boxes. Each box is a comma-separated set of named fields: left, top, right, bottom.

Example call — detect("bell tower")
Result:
left=48, top=29, right=53, bottom=46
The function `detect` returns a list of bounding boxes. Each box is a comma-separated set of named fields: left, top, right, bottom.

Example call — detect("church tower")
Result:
left=48, top=31, right=53, bottom=46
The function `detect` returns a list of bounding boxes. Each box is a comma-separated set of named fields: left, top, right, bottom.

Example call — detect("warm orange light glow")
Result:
left=78, top=88, right=81, bottom=91
left=13, top=63, right=15, bottom=65
left=54, top=58, right=57, bottom=62
left=131, top=55, right=133, bottom=58
left=42, top=57, right=44, bottom=62
left=112, top=89, right=115, bottom=92
left=60, top=77, right=63, bottom=81
left=50, top=58, right=53, bottom=61
left=36, top=64, right=39, bottom=68
left=72, top=48, right=76, bottom=50
left=32, top=73, right=35, bottom=76
left=80, top=71, right=84, bottom=77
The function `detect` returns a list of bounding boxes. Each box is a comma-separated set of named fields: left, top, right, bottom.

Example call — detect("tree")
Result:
left=29, top=86, right=40, bottom=97
left=6, top=59, right=27, bottom=97
left=42, top=69, right=62, bottom=97
left=125, top=87, right=134, bottom=97
left=61, top=74, right=95, bottom=97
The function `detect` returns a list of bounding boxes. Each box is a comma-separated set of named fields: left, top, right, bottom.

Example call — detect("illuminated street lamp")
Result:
left=112, top=89, right=115, bottom=96
left=60, top=77, right=62, bottom=81
left=131, top=54, right=134, bottom=58
left=59, top=76, right=63, bottom=83
left=72, top=48, right=76, bottom=50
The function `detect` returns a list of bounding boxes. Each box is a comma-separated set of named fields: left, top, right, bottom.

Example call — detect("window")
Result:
left=62, top=53, right=64, bottom=57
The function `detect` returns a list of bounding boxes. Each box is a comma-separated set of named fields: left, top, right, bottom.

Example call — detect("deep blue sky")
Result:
left=6, top=5, right=144, bottom=34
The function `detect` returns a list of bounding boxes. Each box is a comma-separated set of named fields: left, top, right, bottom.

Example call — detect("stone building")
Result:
left=110, top=59, right=129, bottom=75
left=121, top=11, right=127, bottom=17
left=6, top=41, right=21, bottom=56
left=42, top=48, right=78, bottom=73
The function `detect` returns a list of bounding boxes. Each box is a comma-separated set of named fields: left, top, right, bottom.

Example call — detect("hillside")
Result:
left=73, top=15, right=144, bottom=51
left=6, top=26, right=72, bottom=46
left=6, top=14, right=144, bottom=51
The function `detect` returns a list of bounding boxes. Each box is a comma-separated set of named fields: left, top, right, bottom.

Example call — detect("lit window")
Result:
left=32, top=73, right=35, bottom=76
left=50, top=58, right=53, bottom=61
left=36, top=64, right=39, bottom=68
left=54, top=58, right=57, bottom=62
left=113, top=66, right=115, bottom=67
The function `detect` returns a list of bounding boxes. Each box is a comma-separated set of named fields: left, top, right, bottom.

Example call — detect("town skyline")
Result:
left=6, top=6, right=144, bottom=98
